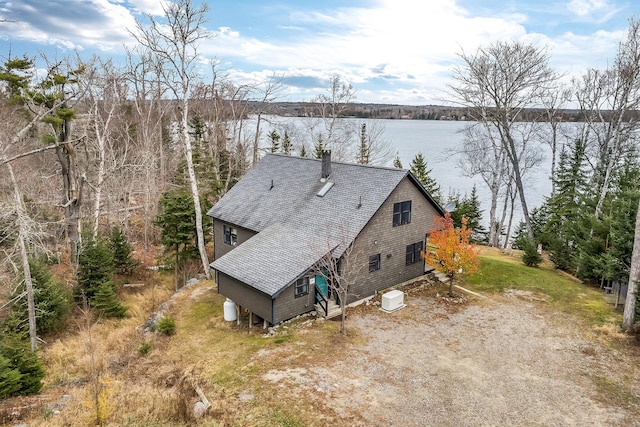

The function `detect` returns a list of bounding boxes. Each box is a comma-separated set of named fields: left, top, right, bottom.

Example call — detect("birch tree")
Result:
left=309, top=75, right=357, bottom=161
left=132, top=0, right=211, bottom=278
left=125, top=48, right=169, bottom=251
left=623, top=197, right=640, bottom=331
left=449, top=41, right=558, bottom=240
left=84, top=59, right=129, bottom=238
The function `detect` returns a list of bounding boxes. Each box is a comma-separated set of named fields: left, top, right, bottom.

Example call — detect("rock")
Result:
left=186, top=278, right=201, bottom=287
left=193, top=401, right=208, bottom=418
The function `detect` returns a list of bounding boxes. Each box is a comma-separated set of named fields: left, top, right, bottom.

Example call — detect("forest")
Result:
left=1, top=0, right=640, bottom=404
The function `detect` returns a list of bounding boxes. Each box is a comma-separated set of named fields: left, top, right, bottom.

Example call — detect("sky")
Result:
left=0, top=0, right=638, bottom=105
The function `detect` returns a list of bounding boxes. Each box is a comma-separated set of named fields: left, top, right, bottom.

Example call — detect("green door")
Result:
left=315, top=272, right=328, bottom=297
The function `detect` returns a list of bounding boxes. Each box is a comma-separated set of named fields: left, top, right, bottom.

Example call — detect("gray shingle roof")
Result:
left=208, top=154, right=407, bottom=241
left=207, top=153, right=434, bottom=297
left=210, top=223, right=336, bottom=297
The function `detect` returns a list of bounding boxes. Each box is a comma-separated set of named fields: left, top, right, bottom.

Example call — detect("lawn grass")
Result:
left=28, top=248, right=630, bottom=426
left=465, top=250, right=619, bottom=325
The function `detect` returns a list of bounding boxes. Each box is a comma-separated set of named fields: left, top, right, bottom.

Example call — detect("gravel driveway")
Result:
left=261, top=288, right=640, bottom=426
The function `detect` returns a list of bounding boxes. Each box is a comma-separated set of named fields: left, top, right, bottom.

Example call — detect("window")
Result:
left=393, top=201, right=412, bottom=226
left=369, top=253, right=381, bottom=272
left=295, top=277, right=309, bottom=298
left=406, top=241, right=424, bottom=265
left=223, top=224, right=237, bottom=246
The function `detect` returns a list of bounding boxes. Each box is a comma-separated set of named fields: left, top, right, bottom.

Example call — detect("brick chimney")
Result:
left=321, top=150, right=331, bottom=182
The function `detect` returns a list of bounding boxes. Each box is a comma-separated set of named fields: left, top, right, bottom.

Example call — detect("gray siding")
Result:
left=345, top=177, right=440, bottom=303
left=218, top=271, right=314, bottom=324
left=213, top=219, right=256, bottom=260
left=217, top=272, right=272, bottom=322
left=273, top=274, right=316, bottom=324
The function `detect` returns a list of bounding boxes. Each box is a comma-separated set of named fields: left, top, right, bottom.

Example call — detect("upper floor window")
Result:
left=393, top=200, right=412, bottom=226
left=406, top=241, right=424, bottom=265
left=369, top=253, right=381, bottom=272
left=295, top=277, right=309, bottom=298
left=223, top=224, right=237, bottom=246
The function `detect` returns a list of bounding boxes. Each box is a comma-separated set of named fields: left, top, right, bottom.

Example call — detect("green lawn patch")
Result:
left=466, top=255, right=618, bottom=325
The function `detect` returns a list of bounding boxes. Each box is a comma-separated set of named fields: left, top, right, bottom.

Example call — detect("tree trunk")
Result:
left=181, top=96, right=211, bottom=279
left=92, top=130, right=106, bottom=239
left=253, top=113, right=262, bottom=166
left=8, top=164, right=38, bottom=351
left=622, top=197, right=640, bottom=331
left=504, top=132, right=534, bottom=240
left=449, top=273, right=455, bottom=298
left=56, top=118, right=83, bottom=263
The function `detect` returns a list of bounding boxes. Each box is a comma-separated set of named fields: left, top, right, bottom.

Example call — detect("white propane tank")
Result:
left=223, top=298, right=237, bottom=321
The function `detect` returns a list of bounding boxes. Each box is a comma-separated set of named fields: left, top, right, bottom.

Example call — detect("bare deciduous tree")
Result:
left=309, top=75, right=357, bottom=161
left=449, top=41, right=558, bottom=240
left=132, top=0, right=212, bottom=278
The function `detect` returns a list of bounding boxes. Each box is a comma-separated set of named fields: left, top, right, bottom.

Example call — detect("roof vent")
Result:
left=316, top=181, right=334, bottom=197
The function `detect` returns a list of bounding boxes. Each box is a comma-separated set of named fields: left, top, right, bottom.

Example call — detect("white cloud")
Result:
left=566, top=0, right=610, bottom=16
left=125, top=0, right=168, bottom=16
left=201, top=0, right=537, bottom=104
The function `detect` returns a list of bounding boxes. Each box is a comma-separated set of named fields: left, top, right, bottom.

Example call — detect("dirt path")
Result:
left=260, top=290, right=640, bottom=426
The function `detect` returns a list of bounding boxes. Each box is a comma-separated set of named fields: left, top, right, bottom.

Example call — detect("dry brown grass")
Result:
left=23, top=270, right=341, bottom=426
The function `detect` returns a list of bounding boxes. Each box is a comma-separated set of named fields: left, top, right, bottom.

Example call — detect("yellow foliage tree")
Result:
left=423, top=213, right=480, bottom=297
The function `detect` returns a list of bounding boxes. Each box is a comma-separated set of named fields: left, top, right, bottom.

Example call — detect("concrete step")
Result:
left=434, top=271, right=450, bottom=283
left=315, top=301, right=342, bottom=319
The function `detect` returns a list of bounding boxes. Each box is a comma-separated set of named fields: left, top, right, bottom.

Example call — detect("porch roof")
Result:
left=211, top=223, right=335, bottom=298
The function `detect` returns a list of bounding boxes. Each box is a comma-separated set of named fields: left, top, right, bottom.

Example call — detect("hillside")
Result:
left=2, top=249, right=639, bottom=426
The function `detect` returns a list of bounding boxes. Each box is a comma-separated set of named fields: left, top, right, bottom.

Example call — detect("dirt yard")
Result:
left=256, top=288, right=640, bottom=426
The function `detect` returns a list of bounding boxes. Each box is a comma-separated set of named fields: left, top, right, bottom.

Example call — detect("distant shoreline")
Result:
left=247, top=101, right=599, bottom=122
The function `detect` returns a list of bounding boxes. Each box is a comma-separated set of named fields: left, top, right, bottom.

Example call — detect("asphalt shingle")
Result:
left=207, top=153, right=412, bottom=296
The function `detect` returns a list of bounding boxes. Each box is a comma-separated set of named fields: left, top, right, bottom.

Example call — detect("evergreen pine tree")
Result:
left=0, top=354, right=22, bottom=398
left=314, top=136, right=325, bottom=159
left=300, top=143, right=308, bottom=158
left=109, top=227, right=138, bottom=275
left=542, top=139, right=589, bottom=271
left=598, top=160, right=640, bottom=286
left=449, top=186, right=487, bottom=243
left=76, top=236, right=115, bottom=302
left=410, top=153, right=441, bottom=202
left=281, top=130, right=292, bottom=155
left=6, top=258, right=70, bottom=335
left=154, top=190, right=199, bottom=289
left=357, top=123, right=370, bottom=164
left=269, top=130, right=280, bottom=153
left=92, top=282, right=128, bottom=319
left=393, top=154, right=403, bottom=168
left=521, top=238, right=543, bottom=267
left=0, top=333, right=44, bottom=398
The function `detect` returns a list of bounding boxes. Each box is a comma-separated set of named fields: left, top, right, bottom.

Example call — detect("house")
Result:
left=207, top=151, right=444, bottom=325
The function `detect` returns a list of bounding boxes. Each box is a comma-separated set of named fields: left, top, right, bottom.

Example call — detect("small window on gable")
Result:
left=223, top=224, right=237, bottom=246
left=295, top=277, right=309, bottom=298
left=369, top=253, right=381, bottom=273
left=406, top=241, right=424, bottom=265
left=393, top=200, right=412, bottom=226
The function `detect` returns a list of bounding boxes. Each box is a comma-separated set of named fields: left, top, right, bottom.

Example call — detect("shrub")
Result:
left=0, top=333, right=44, bottom=398
left=77, top=236, right=114, bottom=302
left=156, top=316, right=176, bottom=336
left=138, top=341, right=152, bottom=356
left=6, top=258, right=71, bottom=335
left=521, top=239, right=543, bottom=268
left=92, top=282, right=128, bottom=319
left=109, top=227, right=138, bottom=275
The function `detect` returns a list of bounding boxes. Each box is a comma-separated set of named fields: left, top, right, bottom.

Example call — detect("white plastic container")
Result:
left=381, top=290, right=405, bottom=312
left=223, top=298, right=237, bottom=321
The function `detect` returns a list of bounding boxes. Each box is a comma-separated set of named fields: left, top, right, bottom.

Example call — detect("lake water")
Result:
left=256, top=116, right=553, bottom=221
